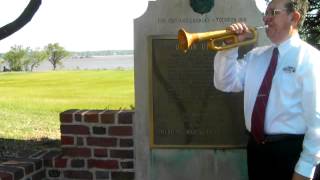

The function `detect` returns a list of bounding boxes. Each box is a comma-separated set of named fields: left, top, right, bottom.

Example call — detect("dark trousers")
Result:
left=247, top=134, right=304, bottom=180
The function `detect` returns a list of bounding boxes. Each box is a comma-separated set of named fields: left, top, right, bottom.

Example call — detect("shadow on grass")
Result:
left=0, top=138, right=60, bottom=162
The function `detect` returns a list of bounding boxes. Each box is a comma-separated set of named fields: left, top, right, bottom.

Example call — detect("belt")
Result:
left=263, top=134, right=304, bottom=143
left=249, top=132, right=304, bottom=144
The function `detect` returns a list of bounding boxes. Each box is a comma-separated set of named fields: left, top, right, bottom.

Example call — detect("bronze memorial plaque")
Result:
left=149, top=36, right=248, bottom=148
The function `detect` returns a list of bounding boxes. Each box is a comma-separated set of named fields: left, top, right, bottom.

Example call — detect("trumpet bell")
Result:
left=178, top=28, right=193, bottom=52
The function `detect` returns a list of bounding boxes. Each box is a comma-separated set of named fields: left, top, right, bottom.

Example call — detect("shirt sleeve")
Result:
left=213, top=47, right=247, bottom=92
left=294, top=53, right=320, bottom=178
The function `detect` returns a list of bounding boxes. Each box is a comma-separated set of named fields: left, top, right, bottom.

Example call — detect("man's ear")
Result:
left=291, top=11, right=301, bottom=27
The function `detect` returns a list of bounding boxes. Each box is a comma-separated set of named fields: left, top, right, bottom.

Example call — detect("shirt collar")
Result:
left=272, top=33, right=301, bottom=57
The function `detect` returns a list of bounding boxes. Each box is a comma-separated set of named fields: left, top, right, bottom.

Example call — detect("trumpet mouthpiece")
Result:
left=255, top=25, right=268, bottom=30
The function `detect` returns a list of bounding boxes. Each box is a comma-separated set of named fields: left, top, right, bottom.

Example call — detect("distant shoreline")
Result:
left=34, top=54, right=134, bottom=71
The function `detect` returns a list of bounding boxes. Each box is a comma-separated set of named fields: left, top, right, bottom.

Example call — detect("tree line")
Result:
left=72, top=50, right=133, bottom=58
left=299, top=0, right=320, bottom=49
left=0, top=43, right=69, bottom=71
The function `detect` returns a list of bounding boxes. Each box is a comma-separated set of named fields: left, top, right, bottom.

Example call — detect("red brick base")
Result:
left=0, top=109, right=135, bottom=180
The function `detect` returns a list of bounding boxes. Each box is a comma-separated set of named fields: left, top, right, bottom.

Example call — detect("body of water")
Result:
left=34, top=55, right=133, bottom=71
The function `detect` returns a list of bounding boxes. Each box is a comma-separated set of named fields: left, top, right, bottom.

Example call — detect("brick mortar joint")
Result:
left=71, top=109, right=84, bottom=120
left=62, top=110, right=134, bottom=125
left=53, top=157, right=134, bottom=161
left=61, top=136, right=133, bottom=146
left=61, top=145, right=134, bottom=149
left=98, top=110, right=118, bottom=123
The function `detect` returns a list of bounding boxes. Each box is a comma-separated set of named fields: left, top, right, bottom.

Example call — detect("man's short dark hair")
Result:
left=285, top=0, right=309, bottom=28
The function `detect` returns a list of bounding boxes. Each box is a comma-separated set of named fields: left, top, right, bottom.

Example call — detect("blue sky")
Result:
left=0, top=0, right=267, bottom=53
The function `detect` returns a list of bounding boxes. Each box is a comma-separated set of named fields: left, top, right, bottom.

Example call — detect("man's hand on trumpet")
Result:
left=225, top=22, right=254, bottom=44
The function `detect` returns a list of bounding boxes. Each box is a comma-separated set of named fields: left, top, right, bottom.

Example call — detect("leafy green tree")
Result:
left=0, top=58, right=5, bottom=70
left=3, top=45, right=29, bottom=71
left=44, top=43, right=70, bottom=70
left=26, top=49, right=48, bottom=71
left=300, top=0, right=320, bottom=49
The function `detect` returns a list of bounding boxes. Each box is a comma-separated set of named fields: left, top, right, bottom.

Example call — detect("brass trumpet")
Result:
left=178, top=26, right=266, bottom=52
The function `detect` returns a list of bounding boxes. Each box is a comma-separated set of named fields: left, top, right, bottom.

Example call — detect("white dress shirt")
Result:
left=213, top=34, right=320, bottom=178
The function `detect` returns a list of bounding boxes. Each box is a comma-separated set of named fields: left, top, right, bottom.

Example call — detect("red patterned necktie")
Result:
left=251, top=47, right=279, bottom=143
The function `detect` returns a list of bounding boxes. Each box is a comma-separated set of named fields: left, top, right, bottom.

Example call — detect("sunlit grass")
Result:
left=0, top=70, right=134, bottom=140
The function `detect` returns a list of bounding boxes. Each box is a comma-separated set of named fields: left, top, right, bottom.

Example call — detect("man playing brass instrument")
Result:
left=213, top=0, right=320, bottom=180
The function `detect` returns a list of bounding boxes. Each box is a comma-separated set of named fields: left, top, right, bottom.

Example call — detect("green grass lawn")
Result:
left=0, top=70, right=134, bottom=140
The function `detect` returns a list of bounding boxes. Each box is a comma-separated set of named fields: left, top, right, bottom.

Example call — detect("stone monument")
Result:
left=134, top=0, right=268, bottom=179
